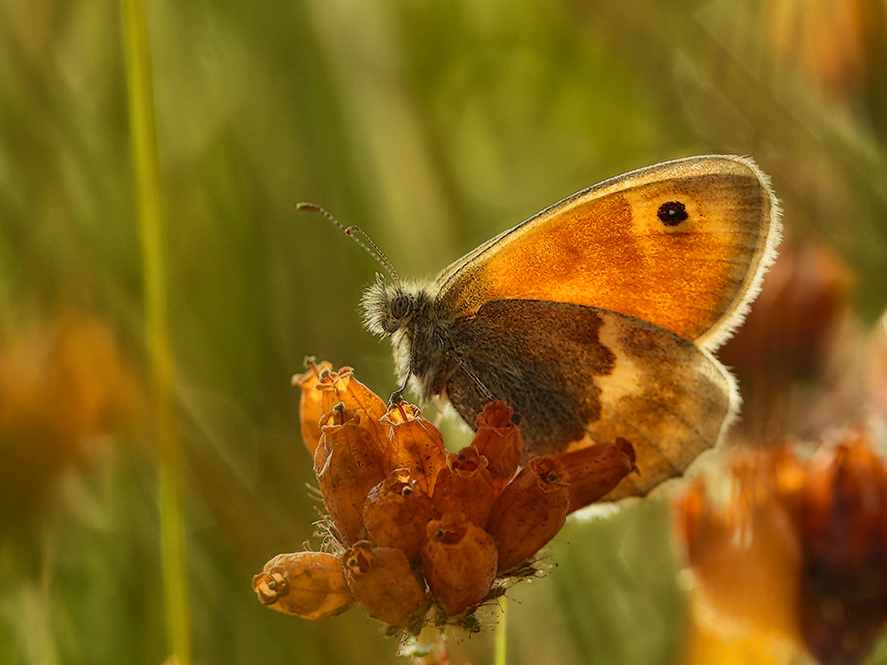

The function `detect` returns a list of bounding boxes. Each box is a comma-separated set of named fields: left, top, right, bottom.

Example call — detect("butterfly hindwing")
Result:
left=443, top=299, right=736, bottom=497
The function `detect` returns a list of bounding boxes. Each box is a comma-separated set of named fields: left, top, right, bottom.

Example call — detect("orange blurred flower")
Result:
left=676, top=428, right=887, bottom=665
left=0, top=312, right=141, bottom=540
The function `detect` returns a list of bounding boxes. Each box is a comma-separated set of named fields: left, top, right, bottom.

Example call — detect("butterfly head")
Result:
left=361, top=274, right=428, bottom=337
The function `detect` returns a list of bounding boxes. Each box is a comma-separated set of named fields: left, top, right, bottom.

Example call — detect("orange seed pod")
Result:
left=559, top=438, right=636, bottom=512
left=422, top=514, right=498, bottom=616
left=253, top=551, right=355, bottom=620
left=432, top=445, right=498, bottom=528
left=342, top=541, right=428, bottom=627
left=381, top=401, right=447, bottom=496
left=317, top=366, right=388, bottom=444
left=470, top=401, right=523, bottom=490
left=292, top=359, right=333, bottom=454
left=363, top=468, right=438, bottom=562
left=315, top=404, right=387, bottom=545
left=486, top=456, right=571, bottom=573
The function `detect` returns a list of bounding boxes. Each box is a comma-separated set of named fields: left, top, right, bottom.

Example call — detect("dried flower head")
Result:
left=676, top=428, right=887, bottom=665
left=316, top=365, right=388, bottom=444
left=364, top=468, right=437, bottom=562
left=421, top=514, right=498, bottom=616
left=253, top=551, right=355, bottom=620
left=431, top=445, right=498, bottom=529
left=471, top=401, right=523, bottom=490
left=291, top=359, right=333, bottom=454
left=259, top=362, right=638, bottom=643
left=343, top=541, right=428, bottom=627
left=486, top=456, right=571, bottom=574
left=380, top=401, right=447, bottom=496
left=314, top=404, right=387, bottom=545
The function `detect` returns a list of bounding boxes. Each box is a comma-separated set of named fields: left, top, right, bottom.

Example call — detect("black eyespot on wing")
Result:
left=657, top=201, right=688, bottom=226
left=390, top=294, right=410, bottom=319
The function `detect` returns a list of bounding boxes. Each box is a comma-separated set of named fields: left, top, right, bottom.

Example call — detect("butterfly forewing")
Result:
left=433, top=155, right=779, bottom=351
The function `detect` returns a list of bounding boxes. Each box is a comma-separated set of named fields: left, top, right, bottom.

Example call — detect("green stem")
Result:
left=120, top=1, right=191, bottom=664
left=495, top=598, right=507, bottom=665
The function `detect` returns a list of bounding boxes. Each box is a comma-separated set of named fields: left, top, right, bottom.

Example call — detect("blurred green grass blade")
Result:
left=120, top=0, right=192, bottom=663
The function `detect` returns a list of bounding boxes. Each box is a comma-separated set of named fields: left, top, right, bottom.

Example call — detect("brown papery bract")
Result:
left=363, top=468, right=438, bottom=562
left=342, top=541, right=428, bottom=627
left=292, top=358, right=333, bottom=454
left=559, top=438, right=636, bottom=512
left=422, top=514, right=498, bottom=616
left=470, top=401, right=523, bottom=492
left=316, top=366, right=388, bottom=445
left=253, top=551, right=355, bottom=620
left=486, top=456, right=571, bottom=573
left=381, top=401, right=447, bottom=496
left=431, top=445, right=498, bottom=529
left=314, top=404, right=387, bottom=545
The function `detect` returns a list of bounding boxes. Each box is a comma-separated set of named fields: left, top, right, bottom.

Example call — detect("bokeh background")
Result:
left=2, top=0, right=887, bottom=663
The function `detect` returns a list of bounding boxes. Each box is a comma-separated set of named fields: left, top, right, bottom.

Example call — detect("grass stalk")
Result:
left=120, top=1, right=192, bottom=663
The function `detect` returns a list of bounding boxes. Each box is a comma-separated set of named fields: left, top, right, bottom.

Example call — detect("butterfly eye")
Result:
left=657, top=200, right=689, bottom=227
left=390, top=294, right=411, bottom=320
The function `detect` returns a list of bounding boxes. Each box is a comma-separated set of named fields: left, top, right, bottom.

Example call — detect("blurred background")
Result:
left=2, top=0, right=887, bottom=663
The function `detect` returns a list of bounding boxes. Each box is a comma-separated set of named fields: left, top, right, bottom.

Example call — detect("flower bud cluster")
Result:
left=255, top=361, right=636, bottom=631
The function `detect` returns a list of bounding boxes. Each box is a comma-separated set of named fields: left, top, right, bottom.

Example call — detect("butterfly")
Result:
left=306, top=155, right=781, bottom=500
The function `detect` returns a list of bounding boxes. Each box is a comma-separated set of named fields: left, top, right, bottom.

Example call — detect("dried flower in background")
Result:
left=0, top=312, right=141, bottom=546
left=719, top=241, right=856, bottom=443
left=676, top=428, right=887, bottom=665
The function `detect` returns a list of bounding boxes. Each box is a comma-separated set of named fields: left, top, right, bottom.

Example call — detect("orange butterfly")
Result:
left=309, top=155, right=780, bottom=500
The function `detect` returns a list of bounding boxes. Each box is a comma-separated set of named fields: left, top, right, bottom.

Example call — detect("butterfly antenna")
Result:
left=297, top=202, right=402, bottom=288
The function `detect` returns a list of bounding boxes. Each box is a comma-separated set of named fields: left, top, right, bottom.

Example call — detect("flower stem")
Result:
left=495, top=598, right=507, bottom=665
